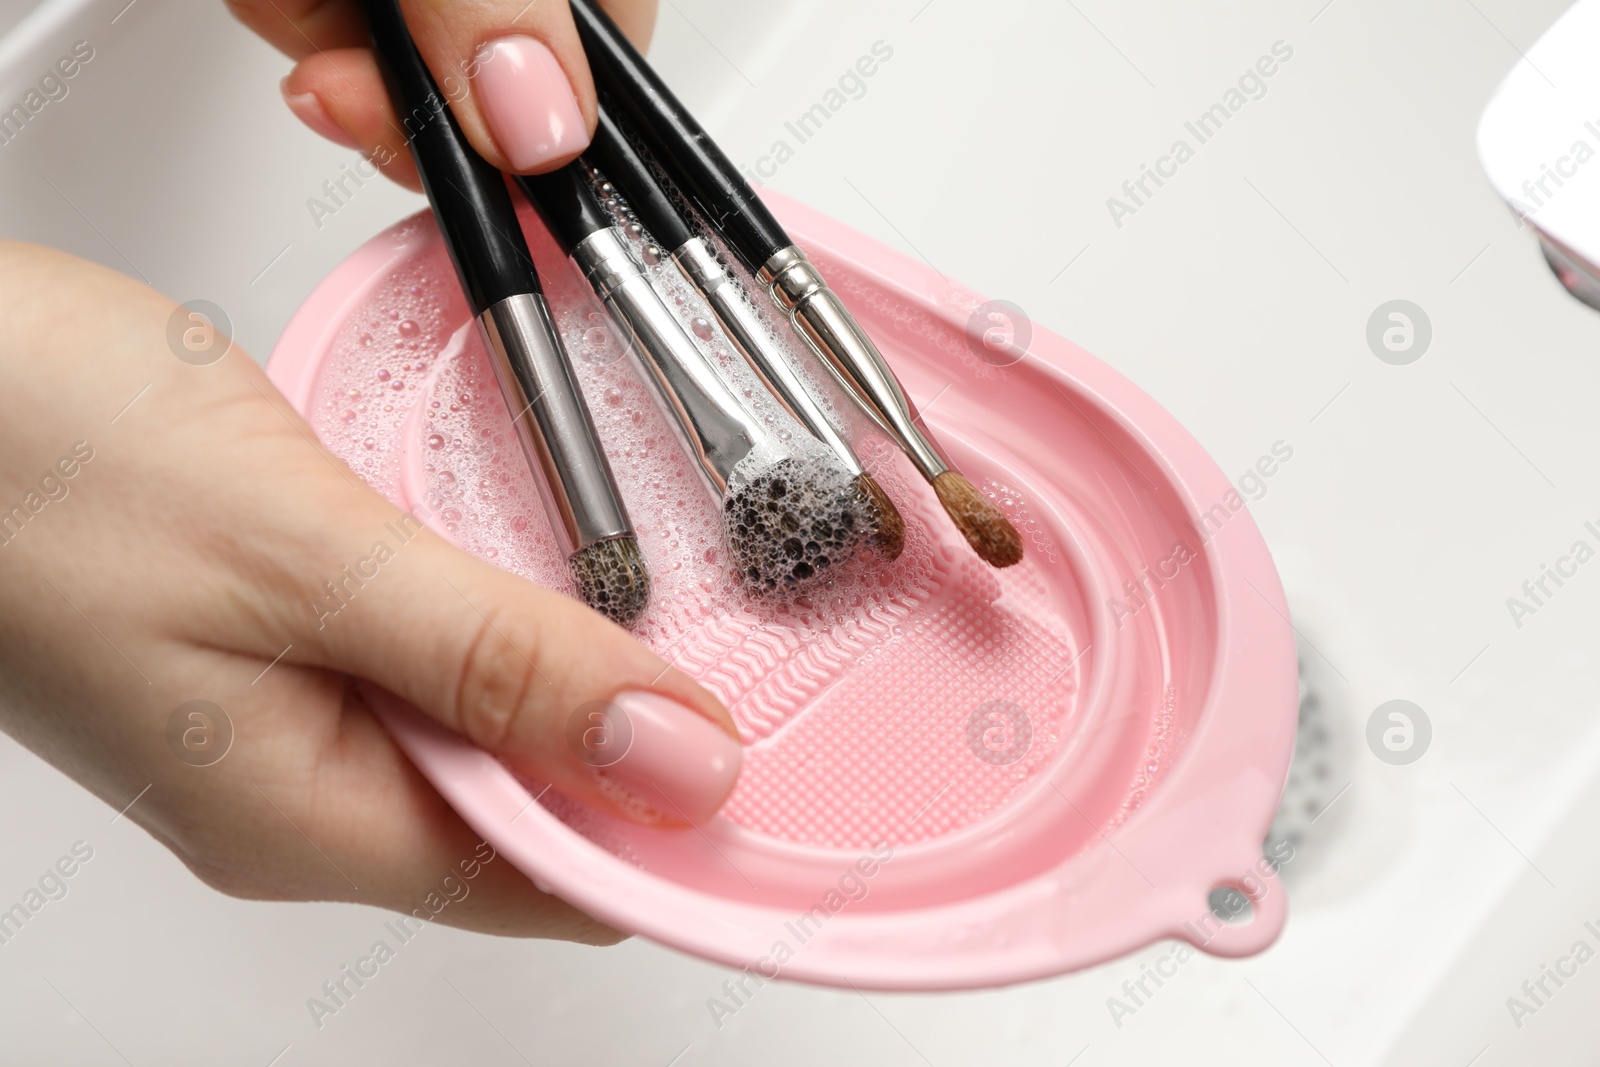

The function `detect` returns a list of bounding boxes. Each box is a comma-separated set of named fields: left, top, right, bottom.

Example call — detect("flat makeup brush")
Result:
left=569, top=0, right=1021, bottom=569
left=514, top=164, right=876, bottom=592
left=585, top=107, right=904, bottom=561
left=365, top=0, right=649, bottom=624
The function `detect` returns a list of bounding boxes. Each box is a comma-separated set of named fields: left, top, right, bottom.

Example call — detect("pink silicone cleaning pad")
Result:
left=267, top=189, right=1298, bottom=990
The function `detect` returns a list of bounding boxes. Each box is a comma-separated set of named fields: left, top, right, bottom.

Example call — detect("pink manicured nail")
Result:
left=472, top=36, right=589, bottom=171
left=587, top=691, right=741, bottom=824
left=281, top=79, right=360, bottom=149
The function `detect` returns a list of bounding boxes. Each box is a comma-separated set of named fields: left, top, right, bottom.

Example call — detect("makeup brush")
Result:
left=569, top=0, right=1021, bottom=569
left=585, top=107, right=904, bottom=561
left=514, top=164, right=877, bottom=592
left=365, top=0, right=649, bottom=624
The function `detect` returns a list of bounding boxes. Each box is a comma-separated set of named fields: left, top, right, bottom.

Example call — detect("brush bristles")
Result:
left=933, top=471, right=1023, bottom=568
left=724, top=455, right=872, bottom=592
left=569, top=536, right=651, bottom=627
left=856, top=473, right=905, bottom=561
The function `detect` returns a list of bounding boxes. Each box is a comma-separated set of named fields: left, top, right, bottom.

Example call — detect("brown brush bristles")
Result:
left=932, top=471, right=1023, bottom=568
left=856, top=473, right=905, bottom=561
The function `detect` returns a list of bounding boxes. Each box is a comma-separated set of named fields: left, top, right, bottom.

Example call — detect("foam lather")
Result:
left=723, top=450, right=872, bottom=592
left=567, top=536, right=650, bottom=626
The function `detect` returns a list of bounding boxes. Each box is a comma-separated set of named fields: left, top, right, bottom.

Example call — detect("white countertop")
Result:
left=1, top=0, right=1597, bottom=1063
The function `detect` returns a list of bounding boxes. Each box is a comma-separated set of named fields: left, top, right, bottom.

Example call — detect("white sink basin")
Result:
left=2, top=0, right=1598, bottom=1063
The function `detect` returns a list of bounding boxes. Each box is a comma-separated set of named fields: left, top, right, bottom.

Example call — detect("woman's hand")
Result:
left=0, top=242, right=741, bottom=938
left=228, top=0, right=657, bottom=189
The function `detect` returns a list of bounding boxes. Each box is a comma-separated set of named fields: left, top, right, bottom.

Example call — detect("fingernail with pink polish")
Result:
left=280, top=79, right=360, bottom=149
left=591, top=691, right=742, bottom=824
left=473, top=36, right=589, bottom=171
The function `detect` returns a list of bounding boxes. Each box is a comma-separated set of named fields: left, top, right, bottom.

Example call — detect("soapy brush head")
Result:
left=856, top=472, right=905, bottom=561
left=569, top=536, right=651, bottom=627
left=725, top=454, right=874, bottom=592
left=933, top=471, right=1023, bottom=569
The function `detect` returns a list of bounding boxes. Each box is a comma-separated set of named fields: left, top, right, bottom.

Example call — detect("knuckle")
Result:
left=182, top=855, right=273, bottom=901
left=573, top=922, right=630, bottom=947
left=453, top=606, right=546, bottom=752
left=172, top=835, right=283, bottom=902
left=174, top=814, right=353, bottom=904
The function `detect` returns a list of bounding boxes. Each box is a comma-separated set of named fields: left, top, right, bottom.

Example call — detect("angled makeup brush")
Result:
left=569, top=0, right=1021, bottom=569
left=514, top=163, right=879, bottom=592
left=365, top=0, right=649, bottom=624
left=585, top=107, right=904, bottom=561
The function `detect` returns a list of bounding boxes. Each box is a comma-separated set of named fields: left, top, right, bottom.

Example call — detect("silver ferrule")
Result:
left=476, top=293, right=634, bottom=554
left=574, top=227, right=765, bottom=495
left=758, top=246, right=949, bottom=482
left=673, top=237, right=863, bottom=480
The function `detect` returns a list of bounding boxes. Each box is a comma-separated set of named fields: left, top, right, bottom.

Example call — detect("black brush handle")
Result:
left=570, top=0, right=789, bottom=271
left=366, top=0, right=537, bottom=314
left=586, top=105, right=692, bottom=252
left=515, top=165, right=613, bottom=253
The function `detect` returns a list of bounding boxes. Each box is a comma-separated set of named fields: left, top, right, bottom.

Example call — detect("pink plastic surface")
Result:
left=267, top=190, right=1298, bottom=990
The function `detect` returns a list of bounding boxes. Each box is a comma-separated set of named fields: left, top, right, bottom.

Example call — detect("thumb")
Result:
left=296, top=512, right=742, bottom=827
